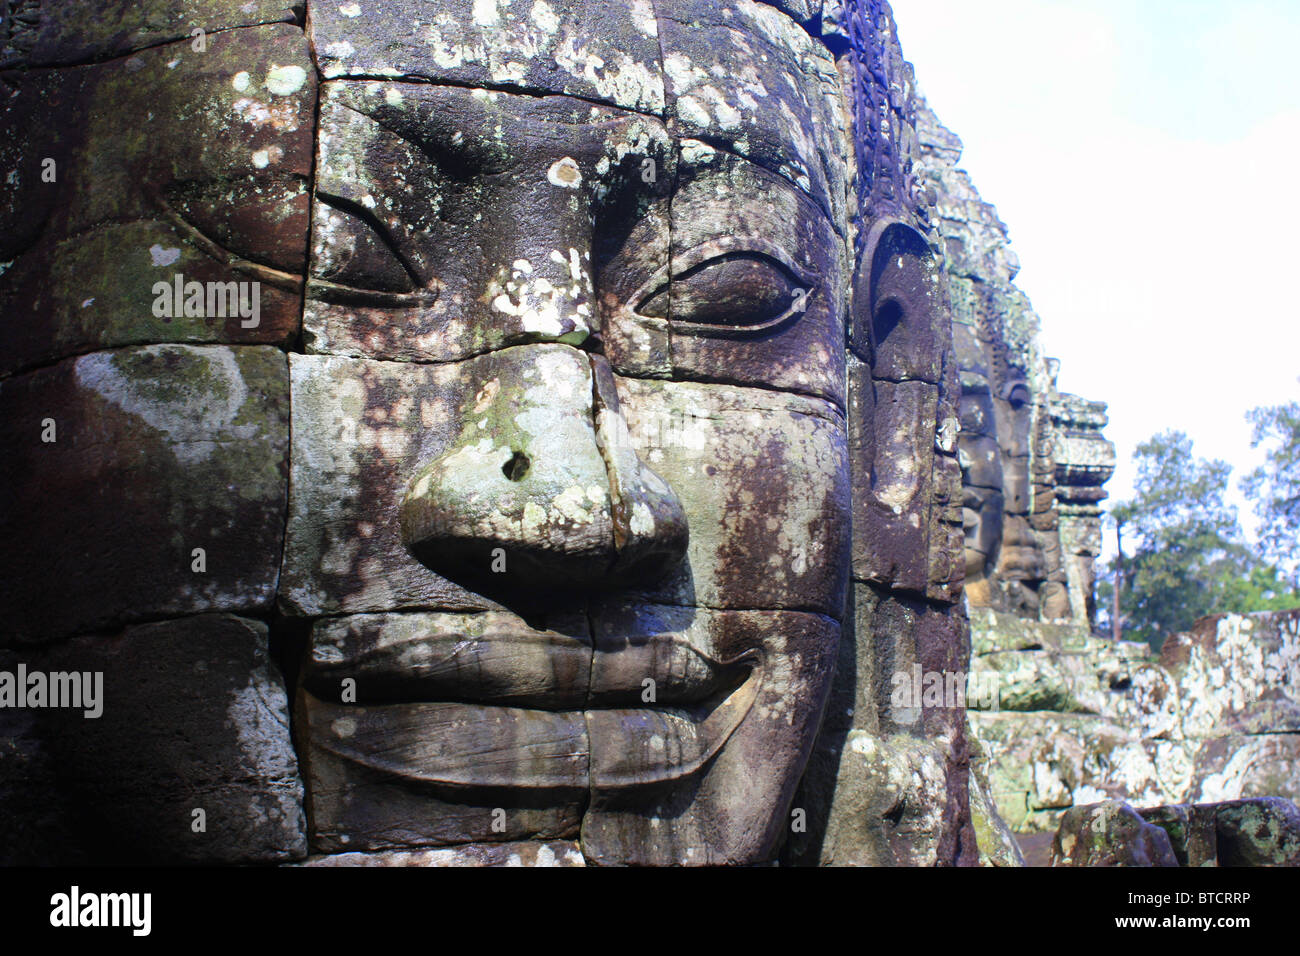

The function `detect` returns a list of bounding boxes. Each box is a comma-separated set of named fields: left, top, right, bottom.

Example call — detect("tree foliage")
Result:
left=1241, top=395, right=1300, bottom=588
left=1105, top=430, right=1300, bottom=649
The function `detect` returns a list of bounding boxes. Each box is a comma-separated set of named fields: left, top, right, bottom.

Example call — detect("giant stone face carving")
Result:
left=0, top=0, right=971, bottom=866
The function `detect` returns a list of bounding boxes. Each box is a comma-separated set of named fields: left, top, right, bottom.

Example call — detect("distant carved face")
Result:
left=959, top=384, right=1004, bottom=597
left=282, top=2, right=857, bottom=865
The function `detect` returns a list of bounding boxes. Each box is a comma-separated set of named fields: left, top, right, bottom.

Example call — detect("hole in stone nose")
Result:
left=503, top=450, right=530, bottom=482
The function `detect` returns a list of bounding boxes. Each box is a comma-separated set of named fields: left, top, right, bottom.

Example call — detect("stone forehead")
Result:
left=309, top=0, right=856, bottom=221
left=309, top=1, right=845, bottom=88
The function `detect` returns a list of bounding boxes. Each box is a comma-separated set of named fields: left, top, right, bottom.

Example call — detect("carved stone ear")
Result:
left=851, top=219, right=946, bottom=385
left=1001, top=380, right=1032, bottom=407
left=849, top=220, right=951, bottom=596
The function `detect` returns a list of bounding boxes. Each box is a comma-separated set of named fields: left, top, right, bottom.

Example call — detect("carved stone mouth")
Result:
left=304, top=671, right=760, bottom=795
left=303, top=611, right=751, bottom=709
left=300, top=611, right=762, bottom=793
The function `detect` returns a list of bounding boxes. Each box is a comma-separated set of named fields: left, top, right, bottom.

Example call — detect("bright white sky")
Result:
left=890, top=0, right=1300, bottom=549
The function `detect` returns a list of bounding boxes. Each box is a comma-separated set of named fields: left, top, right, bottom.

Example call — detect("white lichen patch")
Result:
left=522, top=500, right=549, bottom=538
left=629, top=0, right=657, bottom=37
left=324, top=40, right=357, bottom=60
left=530, top=0, right=560, bottom=34
left=630, top=501, right=655, bottom=537
left=231, top=96, right=302, bottom=132
left=149, top=244, right=181, bottom=267
left=490, top=61, right=528, bottom=84
left=547, top=157, right=582, bottom=188
left=472, top=0, right=501, bottom=27
left=553, top=485, right=593, bottom=524
left=75, top=346, right=254, bottom=466
left=676, top=95, right=711, bottom=129
left=252, top=145, right=285, bottom=169
left=490, top=269, right=570, bottom=337
left=265, top=64, right=308, bottom=97
left=680, top=139, right=717, bottom=165
left=553, top=39, right=663, bottom=113
left=486, top=253, right=591, bottom=340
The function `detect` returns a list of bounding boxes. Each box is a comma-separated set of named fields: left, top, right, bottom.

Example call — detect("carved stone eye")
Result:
left=634, top=239, right=813, bottom=335
left=310, top=192, right=439, bottom=308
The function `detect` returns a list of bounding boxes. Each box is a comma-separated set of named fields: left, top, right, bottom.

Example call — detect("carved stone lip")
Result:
left=303, top=611, right=767, bottom=790
left=303, top=611, right=756, bottom=711
left=305, top=662, right=762, bottom=794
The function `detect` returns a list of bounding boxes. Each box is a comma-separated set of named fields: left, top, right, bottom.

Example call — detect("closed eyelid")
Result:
left=663, top=236, right=814, bottom=289
left=631, top=236, right=816, bottom=334
left=316, top=190, right=433, bottom=290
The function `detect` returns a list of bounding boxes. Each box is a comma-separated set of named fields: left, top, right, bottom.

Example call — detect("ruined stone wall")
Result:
left=968, top=608, right=1300, bottom=839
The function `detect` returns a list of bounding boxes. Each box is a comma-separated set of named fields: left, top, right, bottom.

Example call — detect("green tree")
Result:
left=1107, top=431, right=1298, bottom=649
left=1241, top=395, right=1300, bottom=588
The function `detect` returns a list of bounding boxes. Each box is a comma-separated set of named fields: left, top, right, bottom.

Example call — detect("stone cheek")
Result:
left=581, top=608, right=841, bottom=866
left=10, top=615, right=306, bottom=864
left=0, top=25, right=314, bottom=376
left=0, top=345, right=289, bottom=645
left=616, top=377, right=850, bottom=617
left=280, top=351, right=500, bottom=617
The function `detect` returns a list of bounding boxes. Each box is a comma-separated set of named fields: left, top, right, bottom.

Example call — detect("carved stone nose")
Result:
left=400, top=344, right=687, bottom=592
